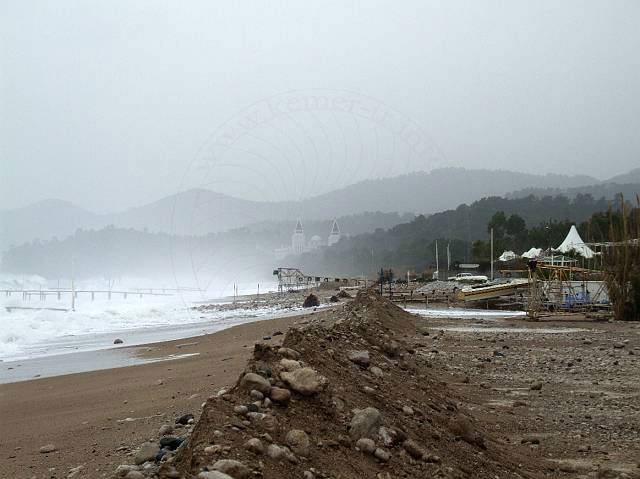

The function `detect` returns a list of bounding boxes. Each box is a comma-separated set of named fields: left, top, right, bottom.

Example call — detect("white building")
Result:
left=328, top=218, right=341, bottom=246
left=309, top=235, right=323, bottom=250
left=274, top=218, right=343, bottom=259
left=291, top=219, right=305, bottom=254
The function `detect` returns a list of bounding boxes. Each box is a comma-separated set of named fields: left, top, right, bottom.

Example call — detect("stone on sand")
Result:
left=277, top=347, right=301, bottom=360
left=134, top=442, right=160, bottom=465
left=355, top=438, right=376, bottom=454
left=240, top=372, right=272, bottom=394
left=197, top=472, right=234, bottom=479
left=348, top=350, right=370, bottom=368
left=212, top=459, right=250, bottom=479
left=269, top=387, right=291, bottom=404
left=279, top=358, right=302, bottom=371
left=285, top=429, right=311, bottom=457
left=280, top=368, right=327, bottom=396
left=244, top=438, right=265, bottom=455
left=349, top=407, right=382, bottom=439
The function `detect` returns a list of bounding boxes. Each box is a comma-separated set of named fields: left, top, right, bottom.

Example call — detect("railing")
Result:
left=1, top=288, right=178, bottom=301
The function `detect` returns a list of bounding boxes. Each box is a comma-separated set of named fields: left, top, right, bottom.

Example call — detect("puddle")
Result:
left=0, top=349, right=201, bottom=384
left=431, top=326, right=588, bottom=334
left=408, top=307, right=525, bottom=319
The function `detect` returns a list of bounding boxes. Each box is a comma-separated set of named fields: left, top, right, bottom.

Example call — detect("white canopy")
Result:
left=498, top=250, right=518, bottom=261
left=555, top=225, right=595, bottom=259
left=522, top=247, right=543, bottom=259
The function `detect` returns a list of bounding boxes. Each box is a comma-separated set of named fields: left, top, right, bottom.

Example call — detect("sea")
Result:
left=0, top=275, right=283, bottom=362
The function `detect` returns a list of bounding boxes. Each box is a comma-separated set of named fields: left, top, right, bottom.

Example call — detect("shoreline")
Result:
left=2, top=299, right=637, bottom=478
left=0, top=311, right=308, bottom=478
left=0, top=303, right=566, bottom=384
left=0, top=286, right=329, bottom=365
left=0, top=307, right=316, bottom=384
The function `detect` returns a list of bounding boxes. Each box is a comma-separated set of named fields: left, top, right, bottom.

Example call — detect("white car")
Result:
left=449, top=272, right=489, bottom=284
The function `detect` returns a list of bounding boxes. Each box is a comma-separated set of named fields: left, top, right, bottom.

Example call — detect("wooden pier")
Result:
left=1, top=287, right=202, bottom=302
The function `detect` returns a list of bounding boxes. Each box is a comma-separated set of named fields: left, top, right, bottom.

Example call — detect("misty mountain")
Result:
left=299, top=168, right=597, bottom=216
left=0, top=212, right=413, bottom=280
left=7, top=189, right=631, bottom=281
left=3, top=167, right=634, bottom=252
left=602, top=168, right=640, bottom=185
left=506, top=182, right=640, bottom=202
left=0, top=199, right=101, bottom=251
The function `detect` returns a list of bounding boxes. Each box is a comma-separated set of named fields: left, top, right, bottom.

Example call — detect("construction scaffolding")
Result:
left=272, top=268, right=369, bottom=293
left=525, top=263, right=610, bottom=320
left=273, top=268, right=308, bottom=292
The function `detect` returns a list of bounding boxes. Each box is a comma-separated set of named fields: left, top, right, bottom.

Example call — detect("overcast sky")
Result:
left=1, top=1, right=639, bottom=212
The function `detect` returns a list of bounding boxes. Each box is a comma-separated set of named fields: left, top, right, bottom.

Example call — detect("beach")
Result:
left=0, top=313, right=302, bottom=478
left=2, top=295, right=639, bottom=478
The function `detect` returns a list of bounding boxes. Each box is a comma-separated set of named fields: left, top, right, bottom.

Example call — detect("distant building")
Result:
left=291, top=219, right=305, bottom=254
left=274, top=218, right=343, bottom=260
left=309, top=235, right=323, bottom=250
left=327, top=218, right=341, bottom=246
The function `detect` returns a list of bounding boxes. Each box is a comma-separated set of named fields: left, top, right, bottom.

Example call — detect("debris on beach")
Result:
left=193, top=288, right=342, bottom=315
left=119, top=291, right=544, bottom=479
left=39, top=443, right=57, bottom=454
left=302, top=293, right=320, bottom=308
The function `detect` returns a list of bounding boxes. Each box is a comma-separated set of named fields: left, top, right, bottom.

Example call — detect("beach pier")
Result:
left=1, top=288, right=179, bottom=305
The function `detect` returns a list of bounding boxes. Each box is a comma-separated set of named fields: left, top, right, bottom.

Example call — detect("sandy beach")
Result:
left=0, top=313, right=303, bottom=478
left=2, top=295, right=639, bottom=479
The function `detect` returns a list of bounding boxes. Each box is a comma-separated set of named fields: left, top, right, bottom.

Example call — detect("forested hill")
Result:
left=293, top=193, right=627, bottom=276
left=3, top=192, right=635, bottom=280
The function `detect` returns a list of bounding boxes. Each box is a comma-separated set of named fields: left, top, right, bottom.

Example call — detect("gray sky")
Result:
left=1, top=1, right=639, bottom=213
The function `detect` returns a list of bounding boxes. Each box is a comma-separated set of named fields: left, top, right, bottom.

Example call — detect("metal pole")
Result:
left=490, top=227, right=494, bottom=281
left=71, top=256, right=76, bottom=312
left=435, top=240, right=439, bottom=280
left=71, top=279, right=75, bottom=311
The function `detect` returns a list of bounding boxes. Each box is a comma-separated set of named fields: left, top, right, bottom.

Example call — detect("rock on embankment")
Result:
left=153, top=291, right=541, bottom=479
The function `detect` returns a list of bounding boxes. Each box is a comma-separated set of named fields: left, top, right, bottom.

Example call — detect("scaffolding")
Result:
left=525, top=263, right=610, bottom=320
left=273, top=268, right=308, bottom=292
left=272, top=268, right=369, bottom=293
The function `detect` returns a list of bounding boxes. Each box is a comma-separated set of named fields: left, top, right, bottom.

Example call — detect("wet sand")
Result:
left=0, top=313, right=304, bottom=478
left=0, top=307, right=314, bottom=384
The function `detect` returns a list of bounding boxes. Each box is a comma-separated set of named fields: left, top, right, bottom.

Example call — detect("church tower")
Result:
left=291, top=218, right=305, bottom=254
left=327, top=218, right=341, bottom=246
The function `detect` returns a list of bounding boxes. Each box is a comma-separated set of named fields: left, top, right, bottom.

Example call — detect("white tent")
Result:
left=498, top=250, right=518, bottom=261
left=522, top=247, right=543, bottom=259
left=555, top=225, right=595, bottom=259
